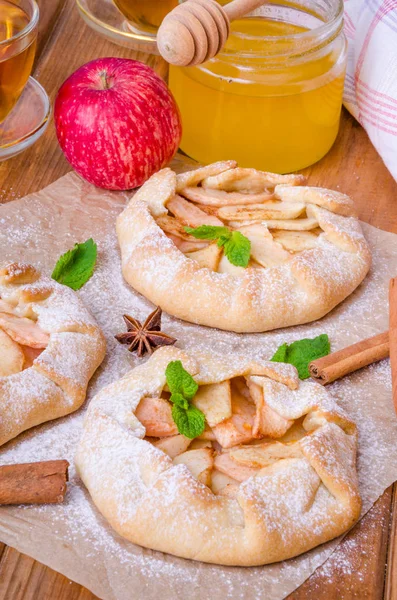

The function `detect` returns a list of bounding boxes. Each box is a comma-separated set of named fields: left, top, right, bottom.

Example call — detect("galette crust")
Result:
left=116, top=163, right=371, bottom=333
left=76, top=347, right=361, bottom=566
left=0, top=263, right=106, bottom=446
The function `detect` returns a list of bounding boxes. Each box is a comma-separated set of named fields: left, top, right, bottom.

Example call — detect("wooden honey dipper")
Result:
left=157, top=0, right=266, bottom=66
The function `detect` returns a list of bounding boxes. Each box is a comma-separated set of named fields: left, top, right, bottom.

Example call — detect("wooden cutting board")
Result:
left=0, top=1, right=397, bottom=599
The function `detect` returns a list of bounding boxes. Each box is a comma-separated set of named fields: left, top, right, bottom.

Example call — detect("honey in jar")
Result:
left=169, top=0, right=347, bottom=173
left=113, top=0, right=178, bottom=33
left=0, top=0, right=36, bottom=122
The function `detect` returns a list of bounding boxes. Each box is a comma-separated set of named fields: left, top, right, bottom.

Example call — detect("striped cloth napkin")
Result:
left=343, top=0, right=397, bottom=181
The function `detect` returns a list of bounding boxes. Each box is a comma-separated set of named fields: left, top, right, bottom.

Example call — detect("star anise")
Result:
left=115, top=306, right=176, bottom=358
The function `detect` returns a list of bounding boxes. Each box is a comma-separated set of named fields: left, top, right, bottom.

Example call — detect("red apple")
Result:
left=54, top=57, right=182, bottom=190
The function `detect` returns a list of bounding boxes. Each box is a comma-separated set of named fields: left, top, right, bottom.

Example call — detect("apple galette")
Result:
left=0, top=263, right=106, bottom=446
left=76, top=346, right=361, bottom=566
left=117, top=161, right=371, bottom=332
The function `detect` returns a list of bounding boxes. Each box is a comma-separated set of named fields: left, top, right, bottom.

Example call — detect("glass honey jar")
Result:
left=169, top=0, right=347, bottom=173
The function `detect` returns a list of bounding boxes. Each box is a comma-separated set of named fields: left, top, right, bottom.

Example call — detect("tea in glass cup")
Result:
left=0, top=0, right=38, bottom=123
left=113, top=0, right=178, bottom=33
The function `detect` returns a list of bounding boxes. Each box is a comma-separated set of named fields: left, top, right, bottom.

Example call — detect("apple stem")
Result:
left=99, top=71, right=111, bottom=90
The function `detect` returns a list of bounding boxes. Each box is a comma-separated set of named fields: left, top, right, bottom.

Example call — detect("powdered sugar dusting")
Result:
left=242, top=459, right=342, bottom=541
left=0, top=168, right=396, bottom=600
left=0, top=266, right=104, bottom=445
left=118, top=178, right=371, bottom=332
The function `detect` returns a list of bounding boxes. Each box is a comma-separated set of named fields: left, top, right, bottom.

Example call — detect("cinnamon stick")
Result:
left=0, top=460, right=69, bottom=505
left=309, top=331, right=389, bottom=385
left=390, top=278, right=397, bottom=413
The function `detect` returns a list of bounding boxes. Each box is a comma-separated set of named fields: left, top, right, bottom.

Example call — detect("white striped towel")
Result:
left=343, top=0, right=397, bottom=181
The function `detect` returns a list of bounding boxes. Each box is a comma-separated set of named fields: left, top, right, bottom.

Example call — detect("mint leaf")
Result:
left=217, top=232, right=232, bottom=248
left=186, top=225, right=251, bottom=268
left=271, top=343, right=288, bottom=363
left=185, top=225, right=230, bottom=240
left=165, top=360, right=198, bottom=400
left=52, top=239, right=97, bottom=290
left=271, top=334, right=330, bottom=379
left=170, top=392, right=189, bottom=410
left=171, top=404, right=205, bottom=439
left=223, top=231, right=251, bottom=267
left=165, top=360, right=204, bottom=439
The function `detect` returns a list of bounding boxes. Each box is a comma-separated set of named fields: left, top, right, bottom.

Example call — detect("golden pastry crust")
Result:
left=76, top=347, right=361, bottom=566
left=0, top=263, right=106, bottom=446
left=116, top=163, right=371, bottom=333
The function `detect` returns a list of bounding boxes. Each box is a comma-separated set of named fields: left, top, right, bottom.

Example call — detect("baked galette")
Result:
left=117, top=161, right=371, bottom=333
left=0, top=263, right=106, bottom=446
left=76, top=346, right=361, bottom=566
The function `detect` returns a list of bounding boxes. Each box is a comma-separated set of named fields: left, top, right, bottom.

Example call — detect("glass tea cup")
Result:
left=0, top=0, right=38, bottom=123
left=112, top=0, right=178, bottom=35
left=0, top=0, right=50, bottom=162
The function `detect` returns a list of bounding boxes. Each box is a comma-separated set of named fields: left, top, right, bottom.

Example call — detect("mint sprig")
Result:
left=172, top=405, right=205, bottom=439
left=165, top=360, right=205, bottom=438
left=52, top=238, right=97, bottom=290
left=185, top=225, right=230, bottom=240
left=166, top=359, right=198, bottom=399
left=185, top=225, right=251, bottom=268
left=271, top=334, right=330, bottom=379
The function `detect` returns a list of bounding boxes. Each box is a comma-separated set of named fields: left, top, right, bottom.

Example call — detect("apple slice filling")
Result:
left=0, top=328, right=25, bottom=376
left=154, top=165, right=327, bottom=274
left=139, top=375, right=307, bottom=496
left=0, top=299, right=49, bottom=377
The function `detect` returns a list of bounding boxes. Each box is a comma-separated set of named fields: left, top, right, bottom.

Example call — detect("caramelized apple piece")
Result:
left=166, top=233, right=208, bottom=253
left=229, top=441, right=302, bottom=468
left=167, top=194, right=223, bottom=227
left=218, top=202, right=305, bottom=221
left=227, top=217, right=319, bottom=231
left=211, top=468, right=239, bottom=494
left=181, top=187, right=274, bottom=207
left=198, top=468, right=212, bottom=486
left=157, top=215, right=199, bottom=240
left=195, top=204, right=222, bottom=217
left=185, top=243, right=222, bottom=271
left=212, top=386, right=256, bottom=448
left=248, top=379, right=293, bottom=438
left=0, top=328, right=24, bottom=376
left=189, top=439, right=213, bottom=450
left=265, top=217, right=318, bottom=231
left=192, top=381, right=232, bottom=427
left=232, top=376, right=252, bottom=400
left=216, top=254, right=246, bottom=276
left=217, top=483, right=240, bottom=497
left=271, top=230, right=319, bottom=252
left=173, top=448, right=214, bottom=485
left=278, top=418, right=307, bottom=443
left=0, top=313, right=49, bottom=348
left=238, top=224, right=291, bottom=267
left=198, top=425, right=216, bottom=440
left=202, top=168, right=306, bottom=193
left=21, top=345, right=43, bottom=369
left=135, top=397, right=178, bottom=437
left=214, top=452, right=259, bottom=482
left=153, top=434, right=191, bottom=458
left=176, top=161, right=237, bottom=193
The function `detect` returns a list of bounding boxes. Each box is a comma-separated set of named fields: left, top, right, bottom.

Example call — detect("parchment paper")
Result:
left=0, top=163, right=396, bottom=600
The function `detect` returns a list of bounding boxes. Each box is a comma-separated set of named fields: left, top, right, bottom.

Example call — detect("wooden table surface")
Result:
left=1, top=1, right=397, bottom=599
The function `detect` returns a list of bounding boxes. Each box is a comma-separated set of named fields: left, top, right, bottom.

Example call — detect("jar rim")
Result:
left=217, top=0, right=344, bottom=59
left=0, top=0, right=39, bottom=49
